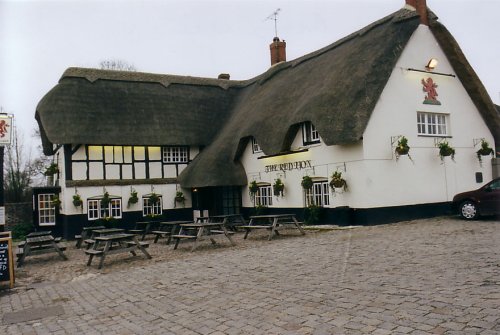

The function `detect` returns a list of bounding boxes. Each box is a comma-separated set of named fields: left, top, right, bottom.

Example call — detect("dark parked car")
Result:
left=452, top=178, right=500, bottom=220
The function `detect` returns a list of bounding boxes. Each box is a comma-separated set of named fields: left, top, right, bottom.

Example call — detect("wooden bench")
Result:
left=125, top=241, right=150, bottom=248
left=150, top=230, right=171, bottom=243
left=16, top=242, right=67, bottom=258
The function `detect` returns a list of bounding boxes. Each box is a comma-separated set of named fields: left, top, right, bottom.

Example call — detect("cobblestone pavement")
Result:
left=0, top=216, right=499, bottom=334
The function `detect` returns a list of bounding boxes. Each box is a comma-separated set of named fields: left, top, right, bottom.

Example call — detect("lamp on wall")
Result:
left=425, top=58, right=438, bottom=71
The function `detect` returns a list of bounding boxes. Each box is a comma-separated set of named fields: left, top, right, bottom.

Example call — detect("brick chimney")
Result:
left=405, top=0, right=429, bottom=25
left=269, top=37, right=286, bottom=66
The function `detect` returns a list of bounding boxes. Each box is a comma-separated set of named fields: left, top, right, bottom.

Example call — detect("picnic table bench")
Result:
left=75, top=226, right=106, bottom=248
left=240, top=214, right=305, bottom=241
left=85, top=233, right=151, bottom=269
left=172, top=222, right=236, bottom=252
left=150, top=221, right=191, bottom=244
left=208, top=214, right=247, bottom=231
left=16, top=234, right=68, bottom=267
left=83, top=228, right=125, bottom=249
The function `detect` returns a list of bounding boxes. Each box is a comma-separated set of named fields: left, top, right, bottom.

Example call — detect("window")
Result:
left=417, top=112, right=449, bottom=136
left=302, top=121, right=320, bottom=145
left=252, top=137, right=262, bottom=153
left=87, top=198, right=122, bottom=220
left=38, top=194, right=56, bottom=226
left=143, top=196, right=163, bottom=216
left=162, top=146, right=188, bottom=163
left=305, top=181, right=330, bottom=206
left=255, top=185, right=272, bottom=206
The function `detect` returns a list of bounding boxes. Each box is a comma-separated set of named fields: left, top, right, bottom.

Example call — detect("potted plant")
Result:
left=249, top=181, right=259, bottom=195
left=128, top=189, right=138, bottom=207
left=273, top=178, right=285, bottom=197
left=52, top=195, right=61, bottom=209
left=438, top=141, right=456, bottom=162
left=44, top=162, right=59, bottom=176
left=301, top=176, right=313, bottom=190
left=101, top=192, right=111, bottom=208
left=329, top=171, right=348, bottom=191
left=395, top=136, right=412, bottom=161
left=476, top=139, right=494, bottom=164
left=72, top=194, right=83, bottom=207
left=149, top=192, right=160, bottom=205
left=175, top=191, right=185, bottom=206
left=304, top=203, right=321, bottom=225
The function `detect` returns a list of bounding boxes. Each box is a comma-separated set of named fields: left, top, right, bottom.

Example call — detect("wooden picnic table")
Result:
left=85, top=233, right=152, bottom=269
left=241, top=214, right=305, bottom=241
left=208, top=214, right=247, bottom=230
left=172, top=222, right=236, bottom=252
left=83, top=228, right=125, bottom=249
left=26, top=231, right=52, bottom=238
left=75, top=226, right=106, bottom=248
left=151, top=221, right=192, bottom=244
left=17, top=234, right=68, bottom=267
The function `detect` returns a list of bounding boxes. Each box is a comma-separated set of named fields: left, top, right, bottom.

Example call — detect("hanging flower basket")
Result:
left=273, top=178, right=285, bottom=197
left=438, top=141, right=455, bottom=162
left=44, top=163, right=59, bottom=176
left=329, top=171, right=348, bottom=191
left=101, top=192, right=111, bottom=208
left=128, top=190, right=138, bottom=207
left=149, top=192, right=160, bottom=205
left=72, top=194, right=83, bottom=207
left=476, top=139, right=494, bottom=163
left=52, top=195, right=61, bottom=209
left=301, top=176, right=313, bottom=190
left=175, top=191, right=185, bottom=203
left=249, top=181, right=259, bottom=194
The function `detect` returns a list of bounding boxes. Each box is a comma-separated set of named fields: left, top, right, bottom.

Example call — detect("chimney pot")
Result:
left=405, top=0, right=428, bottom=25
left=269, top=37, right=286, bottom=66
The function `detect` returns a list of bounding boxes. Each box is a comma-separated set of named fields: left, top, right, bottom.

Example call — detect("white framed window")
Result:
left=302, top=121, right=320, bottom=145
left=252, top=137, right=262, bottom=153
left=88, top=199, right=100, bottom=220
left=162, top=146, right=188, bottom=163
left=142, top=196, right=163, bottom=216
left=87, top=198, right=122, bottom=220
left=417, top=112, right=449, bottom=136
left=38, top=194, right=56, bottom=226
left=255, top=185, right=273, bottom=206
left=305, top=181, right=330, bottom=206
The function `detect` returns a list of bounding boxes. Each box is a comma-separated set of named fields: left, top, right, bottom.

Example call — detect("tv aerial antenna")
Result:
left=266, top=8, right=281, bottom=37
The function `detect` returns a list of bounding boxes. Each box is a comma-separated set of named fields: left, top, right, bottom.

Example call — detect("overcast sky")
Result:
left=1, top=0, right=499, bottom=151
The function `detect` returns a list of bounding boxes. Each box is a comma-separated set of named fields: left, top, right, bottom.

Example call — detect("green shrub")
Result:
left=304, top=204, right=321, bottom=225
left=11, top=222, right=34, bottom=239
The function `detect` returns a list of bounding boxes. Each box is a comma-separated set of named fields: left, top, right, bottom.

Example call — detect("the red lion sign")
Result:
left=422, top=77, right=441, bottom=105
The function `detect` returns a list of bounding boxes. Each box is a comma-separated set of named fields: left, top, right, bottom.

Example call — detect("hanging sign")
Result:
left=0, top=115, right=13, bottom=145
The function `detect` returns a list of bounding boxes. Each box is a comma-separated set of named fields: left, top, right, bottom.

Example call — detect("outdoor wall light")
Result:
left=426, top=58, right=438, bottom=70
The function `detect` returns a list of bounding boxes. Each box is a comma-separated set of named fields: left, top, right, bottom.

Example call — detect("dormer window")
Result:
left=302, top=121, right=320, bottom=145
left=252, top=137, right=262, bottom=153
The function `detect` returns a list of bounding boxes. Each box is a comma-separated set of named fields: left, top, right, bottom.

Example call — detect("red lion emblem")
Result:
left=0, top=120, right=9, bottom=138
left=422, top=77, right=441, bottom=105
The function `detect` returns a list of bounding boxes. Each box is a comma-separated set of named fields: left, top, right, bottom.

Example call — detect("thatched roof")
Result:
left=36, top=68, right=248, bottom=154
left=178, top=8, right=425, bottom=187
left=36, top=6, right=500, bottom=188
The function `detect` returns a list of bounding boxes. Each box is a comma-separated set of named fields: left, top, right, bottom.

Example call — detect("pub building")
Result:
left=35, top=0, right=499, bottom=238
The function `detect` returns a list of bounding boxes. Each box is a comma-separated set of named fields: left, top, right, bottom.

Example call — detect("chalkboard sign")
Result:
left=0, top=236, right=14, bottom=289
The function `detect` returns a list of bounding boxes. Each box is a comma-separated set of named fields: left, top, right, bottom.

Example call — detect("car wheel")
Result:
left=460, top=201, right=478, bottom=220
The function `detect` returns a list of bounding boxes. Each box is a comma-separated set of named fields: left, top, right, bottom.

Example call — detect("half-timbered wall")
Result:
left=70, top=145, right=198, bottom=181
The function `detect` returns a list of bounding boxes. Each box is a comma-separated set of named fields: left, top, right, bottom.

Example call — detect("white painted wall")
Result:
left=239, top=25, right=495, bottom=210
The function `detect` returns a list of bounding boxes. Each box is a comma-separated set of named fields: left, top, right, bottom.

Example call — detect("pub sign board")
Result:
left=0, top=115, right=13, bottom=146
left=0, top=233, right=14, bottom=289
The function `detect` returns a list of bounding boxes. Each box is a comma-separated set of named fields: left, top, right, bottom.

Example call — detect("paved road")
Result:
left=1, top=217, right=499, bottom=334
